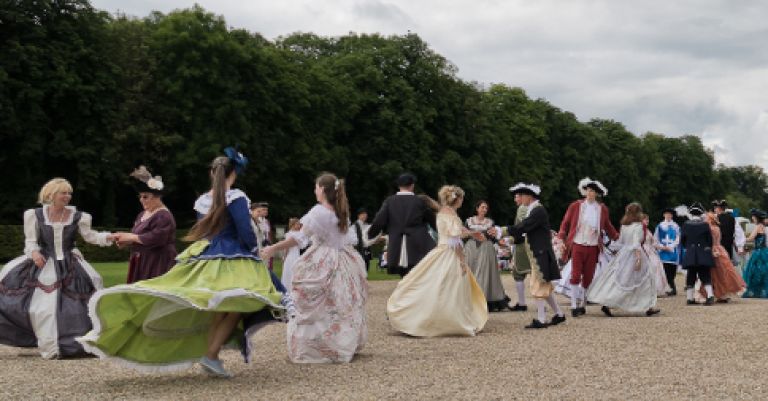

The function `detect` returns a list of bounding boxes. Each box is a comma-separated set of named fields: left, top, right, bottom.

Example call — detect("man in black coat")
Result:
left=712, top=200, right=746, bottom=262
left=369, top=173, right=436, bottom=277
left=681, top=202, right=715, bottom=305
left=498, top=183, right=565, bottom=329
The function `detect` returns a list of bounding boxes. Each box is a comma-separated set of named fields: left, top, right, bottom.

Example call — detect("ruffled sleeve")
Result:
left=78, top=213, right=113, bottom=246
left=300, top=205, right=333, bottom=242
left=286, top=231, right=310, bottom=249
left=23, top=209, right=40, bottom=258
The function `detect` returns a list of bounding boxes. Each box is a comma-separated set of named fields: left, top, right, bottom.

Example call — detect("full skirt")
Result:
left=742, top=248, right=768, bottom=298
left=387, top=244, right=488, bottom=337
left=77, top=241, right=283, bottom=372
left=699, top=245, right=745, bottom=299
left=0, top=253, right=102, bottom=358
left=587, top=248, right=657, bottom=313
left=464, top=240, right=508, bottom=308
left=287, top=245, right=368, bottom=363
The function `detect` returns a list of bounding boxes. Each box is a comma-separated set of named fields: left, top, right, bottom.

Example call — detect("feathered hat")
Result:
left=578, top=177, right=608, bottom=197
left=674, top=205, right=691, bottom=220
left=130, top=166, right=164, bottom=195
left=509, top=182, right=541, bottom=198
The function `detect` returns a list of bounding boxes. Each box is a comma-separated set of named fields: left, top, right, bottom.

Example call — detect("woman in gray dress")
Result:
left=465, top=200, right=511, bottom=312
left=0, top=178, right=114, bottom=358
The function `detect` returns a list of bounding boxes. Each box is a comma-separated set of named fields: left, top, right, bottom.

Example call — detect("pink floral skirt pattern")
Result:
left=287, top=245, right=368, bottom=363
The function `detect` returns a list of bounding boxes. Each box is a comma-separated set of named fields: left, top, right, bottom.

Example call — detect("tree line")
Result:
left=2, top=0, right=767, bottom=230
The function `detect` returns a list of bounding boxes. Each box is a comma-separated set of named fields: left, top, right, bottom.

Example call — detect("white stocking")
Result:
left=546, top=293, right=563, bottom=316
left=536, top=299, right=547, bottom=322
left=516, top=281, right=527, bottom=306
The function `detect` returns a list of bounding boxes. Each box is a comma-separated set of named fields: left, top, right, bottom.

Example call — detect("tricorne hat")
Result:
left=578, top=177, right=607, bottom=196
left=509, top=182, right=541, bottom=198
left=130, top=166, right=164, bottom=195
left=688, top=202, right=706, bottom=216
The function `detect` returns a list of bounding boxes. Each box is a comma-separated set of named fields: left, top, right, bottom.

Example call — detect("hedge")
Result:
left=0, top=225, right=190, bottom=263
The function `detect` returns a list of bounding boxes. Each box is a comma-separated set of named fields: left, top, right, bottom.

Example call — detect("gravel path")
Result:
left=2, top=275, right=766, bottom=400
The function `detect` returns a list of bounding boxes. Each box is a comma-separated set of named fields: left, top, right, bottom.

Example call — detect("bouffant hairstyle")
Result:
left=438, top=185, right=465, bottom=207
left=38, top=178, right=73, bottom=205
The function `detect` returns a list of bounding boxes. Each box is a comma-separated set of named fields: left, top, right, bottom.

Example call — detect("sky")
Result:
left=92, top=0, right=768, bottom=170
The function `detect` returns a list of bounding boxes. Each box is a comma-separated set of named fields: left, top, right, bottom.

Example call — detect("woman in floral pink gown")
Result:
left=261, top=173, right=367, bottom=363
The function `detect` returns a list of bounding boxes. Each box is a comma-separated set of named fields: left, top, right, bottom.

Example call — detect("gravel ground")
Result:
left=2, top=275, right=766, bottom=401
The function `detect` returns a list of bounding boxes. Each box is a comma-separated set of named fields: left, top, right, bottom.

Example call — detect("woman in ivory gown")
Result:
left=387, top=185, right=488, bottom=337
left=587, top=203, right=660, bottom=316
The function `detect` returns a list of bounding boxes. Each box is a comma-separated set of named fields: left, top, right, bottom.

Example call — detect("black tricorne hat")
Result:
left=688, top=202, right=705, bottom=216
left=509, top=182, right=542, bottom=198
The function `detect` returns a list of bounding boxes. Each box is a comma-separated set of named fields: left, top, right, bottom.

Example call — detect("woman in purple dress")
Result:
left=114, top=166, right=177, bottom=283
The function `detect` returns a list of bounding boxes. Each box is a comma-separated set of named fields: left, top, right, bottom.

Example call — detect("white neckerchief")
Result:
left=525, top=200, right=540, bottom=217
left=396, top=191, right=414, bottom=195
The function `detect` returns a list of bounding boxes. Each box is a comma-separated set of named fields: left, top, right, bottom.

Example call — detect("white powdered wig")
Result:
left=578, top=177, right=608, bottom=197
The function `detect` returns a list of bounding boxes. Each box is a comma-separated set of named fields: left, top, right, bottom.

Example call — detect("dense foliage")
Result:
left=2, top=1, right=767, bottom=230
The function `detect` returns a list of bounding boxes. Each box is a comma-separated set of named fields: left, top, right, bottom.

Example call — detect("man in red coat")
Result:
left=557, top=178, right=619, bottom=317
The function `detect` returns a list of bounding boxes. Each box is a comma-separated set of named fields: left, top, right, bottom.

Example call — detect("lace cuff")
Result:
left=446, top=236, right=463, bottom=249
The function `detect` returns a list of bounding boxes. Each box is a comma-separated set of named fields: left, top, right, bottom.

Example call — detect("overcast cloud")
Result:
left=92, top=0, right=768, bottom=170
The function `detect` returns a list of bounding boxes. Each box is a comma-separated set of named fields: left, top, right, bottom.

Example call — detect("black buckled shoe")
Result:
left=645, top=308, right=661, bottom=316
left=686, top=299, right=698, bottom=305
left=508, top=303, right=528, bottom=312
left=600, top=306, right=613, bottom=317
left=524, top=319, right=548, bottom=329
left=550, top=314, right=566, bottom=326
left=704, top=296, right=715, bottom=306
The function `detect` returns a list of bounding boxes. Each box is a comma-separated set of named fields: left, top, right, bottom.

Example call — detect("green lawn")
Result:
left=93, top=258, right=397, bottom=288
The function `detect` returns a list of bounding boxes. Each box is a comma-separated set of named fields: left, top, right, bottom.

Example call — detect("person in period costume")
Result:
left=695, top=213, right=745, bottom=301
left=280, top=218, right=309, bottom=291
left=353, top=208, right=380, bottom=271
left=586, top=203, right=661, bottom=316
left=556, top=233, right=619, bottom=297
left=642, top=214, right=671, bottom=296
left=680, top=202, right=716, bottom=306
left=712, top=200, right=746, bottom=263
left=369, top=173, right=437, bottom=277
left=497, top=183, right=565, bottom=329
left=742, top=209, right=768, bottom=298
left=556, top=178, right=619, bottom=317
left=465, top=200, right=511, bottom=312
left=654, top=207, right=681, bottom=296
left=112, top=166, right=177, bottom=283
left=387, top=186, right=488, bottom=337
left=251, top=201, right=273, bottom=270
left=79, top=148, right=284, bottom=378
left=261, top=173, right=367, bottom=363
left=508, top=192, right=531, bottom=311
left=0, top=178, right=113, bottom=359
